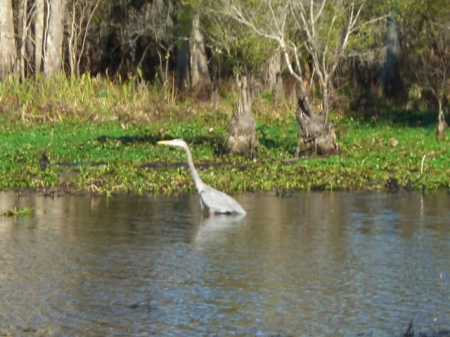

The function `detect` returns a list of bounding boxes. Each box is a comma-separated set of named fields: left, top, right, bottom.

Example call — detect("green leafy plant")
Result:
left=2, top=206, right=34, bottom=217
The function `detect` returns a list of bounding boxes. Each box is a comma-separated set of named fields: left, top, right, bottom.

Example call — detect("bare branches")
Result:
left=67, top=0, right=100, bottom=77
left=227, top=2, right=281, bottom=42
left=219, top=0, right=385, bottom=121
left=77, top=0, right=100, bottom=76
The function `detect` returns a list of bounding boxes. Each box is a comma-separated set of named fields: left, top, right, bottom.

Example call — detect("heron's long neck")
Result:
left=183, top=145, right=204, bottom=191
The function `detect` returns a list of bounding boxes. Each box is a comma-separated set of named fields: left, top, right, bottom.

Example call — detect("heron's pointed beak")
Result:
left=157, top=140, right=172, bottom=145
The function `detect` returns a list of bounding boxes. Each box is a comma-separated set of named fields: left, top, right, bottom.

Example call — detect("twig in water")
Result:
left=404, top=316, right=414, bottom=337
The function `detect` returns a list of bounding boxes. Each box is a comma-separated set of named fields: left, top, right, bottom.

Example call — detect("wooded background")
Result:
left=0, top=0, right=449, bottom=149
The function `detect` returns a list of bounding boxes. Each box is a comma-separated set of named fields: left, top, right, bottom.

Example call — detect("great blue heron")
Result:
left=157, top=139, right=246, bottom=215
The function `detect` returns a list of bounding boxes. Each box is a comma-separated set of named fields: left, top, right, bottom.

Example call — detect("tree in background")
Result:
left=175, top=5, right=212, bottom=94
left=67, top=0, right=101, bottom=77
left=17, top=0, right=29, bottom=81
left=379, top=14, right=403, bottom=98
left=35, top=0, right=45, bottom=73
left=189, top=11, right=211, bottom=92
left=0, top=0, right=69, bottom=79
left=402, top=0, right=450, bottom=139
left=123, top=1, right=211, bottom=98
left=44, top=0, right=68, bottom=76
left=0, top=0, right=17, bottom=80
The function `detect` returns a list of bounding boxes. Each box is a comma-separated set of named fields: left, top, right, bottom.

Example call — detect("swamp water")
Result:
left=0, top=192, right=450, bottom=336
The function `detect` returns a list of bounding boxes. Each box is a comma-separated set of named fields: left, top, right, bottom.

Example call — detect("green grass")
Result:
left=0, top=75, right=448, bottom=195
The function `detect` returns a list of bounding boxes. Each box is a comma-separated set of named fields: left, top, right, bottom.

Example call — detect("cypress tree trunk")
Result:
left=295, top=91, right=338, bottom=157
left=189, top=12, right=211, bottom=93
left=379, top=16, right=403, bottom=97
left=223, top=75, right=258, bottom=159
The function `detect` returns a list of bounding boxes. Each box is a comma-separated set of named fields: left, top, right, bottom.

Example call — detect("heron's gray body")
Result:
left=157, top=139, right=246, bottom=215
left=199, top=184, right=246, bottom=214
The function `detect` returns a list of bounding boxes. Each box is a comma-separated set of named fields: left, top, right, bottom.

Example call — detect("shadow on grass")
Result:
left=256, top=122, right=298, bottom=153
left=95, top=134, right=160, bottom=145
left=94, top=133, right=231, bottom=157
left=349, top=108, right=440, bottom=129
left=140, top=161, right=250, bottom=171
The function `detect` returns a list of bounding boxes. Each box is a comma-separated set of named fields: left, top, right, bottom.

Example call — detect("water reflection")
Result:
left=195, top=213, right=246, bottom=249
left=0, top=192, right=449, bottom=336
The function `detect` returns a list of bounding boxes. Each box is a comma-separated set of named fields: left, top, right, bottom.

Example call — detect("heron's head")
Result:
left=157, top=138, right=187, bottom=149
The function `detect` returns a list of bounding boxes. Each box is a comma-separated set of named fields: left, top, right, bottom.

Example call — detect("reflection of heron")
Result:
left=157, top=139, right=246, bottom=215
left=195, top=213, right=246, bottom=246
left=202, top=213, right=246, bottom=228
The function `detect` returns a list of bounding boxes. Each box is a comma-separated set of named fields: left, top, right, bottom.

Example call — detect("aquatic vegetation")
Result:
left=2, top=206, right=34, bottom=217
left=1, top=113, right=449, bottom=195
left=0, top=77, right=449, bottom=195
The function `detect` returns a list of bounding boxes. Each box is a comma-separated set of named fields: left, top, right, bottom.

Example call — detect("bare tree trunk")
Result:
left=379, top=15, right=403, bottom=97
left=18, top=0, right=28, bottom=81
left=0, top=0, right=17, bottom=81
left=189, top=12, right=211, bottom=93
left=67, top=0, right=78, bottom=77
left=35, top=0, right=45, bottom=73
left=44, top=0, right=67, bottom=77
left=223, top=74, right=258, bottom=159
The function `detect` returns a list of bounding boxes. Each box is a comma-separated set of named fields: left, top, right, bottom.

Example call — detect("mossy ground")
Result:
left=0, top=76, right=448, bottom=196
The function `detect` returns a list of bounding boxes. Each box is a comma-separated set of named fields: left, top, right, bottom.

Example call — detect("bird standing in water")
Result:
left=157, top=139, right=246, bottom=215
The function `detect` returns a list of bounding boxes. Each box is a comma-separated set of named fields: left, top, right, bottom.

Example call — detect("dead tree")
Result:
left=223, top=74, right=258, bottom=159
left=295, top=98, right=338, bottom=156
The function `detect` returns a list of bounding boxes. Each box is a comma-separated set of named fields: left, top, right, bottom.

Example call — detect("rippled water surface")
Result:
left=1, top=192, right=450, bottom=336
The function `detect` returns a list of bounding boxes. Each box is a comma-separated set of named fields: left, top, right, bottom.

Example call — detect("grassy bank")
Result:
left=0, top=76, right=448, bottom=195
